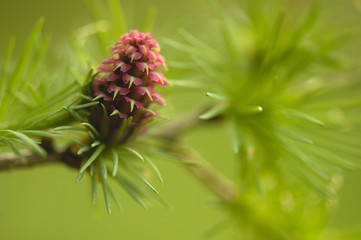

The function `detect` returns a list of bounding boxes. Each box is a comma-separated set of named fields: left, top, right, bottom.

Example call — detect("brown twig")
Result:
left=0, top=152, right=60, bottom=170
left=0, top=139, right=82, bottom=171
left=148, top=106, right=235, bottom=201
left=175, top=147, right=236, bottom=202
left=148, top=105, right=224, bottom=139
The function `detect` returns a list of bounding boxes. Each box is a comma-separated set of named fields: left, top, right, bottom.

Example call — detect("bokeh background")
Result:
left=0, top=0, right=361, bottom=239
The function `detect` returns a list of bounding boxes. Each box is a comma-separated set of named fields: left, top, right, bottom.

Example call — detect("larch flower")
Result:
left=90, top=30, right=167, bottom=142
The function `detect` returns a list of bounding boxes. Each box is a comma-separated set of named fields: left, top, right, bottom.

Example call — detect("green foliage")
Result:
left=170, top=0, right=361, bottom=197
left=56, top=101, right=165, bottom=211
left=0, top=19, right=81, bottom=160
left=163, top=0, right=361, bottom=237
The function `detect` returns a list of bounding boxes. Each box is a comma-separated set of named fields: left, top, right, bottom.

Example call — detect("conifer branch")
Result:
left=0, top=107, right=234, bottom=203
left=149, top=105, right=224, bottom=139
left=0, top=139, right=82, bottom=171
left=178, top=148, right=236, bottom=202
left=0, top=149, right=84, bottom=171
left=0, top=152, right=59, bottom=170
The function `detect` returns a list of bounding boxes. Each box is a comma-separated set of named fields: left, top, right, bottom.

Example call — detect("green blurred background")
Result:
left=0, top=0, right=361, bottom=239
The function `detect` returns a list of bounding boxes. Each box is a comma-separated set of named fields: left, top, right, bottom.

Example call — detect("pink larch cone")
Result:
left=90, top=30, right=167, bottom=142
